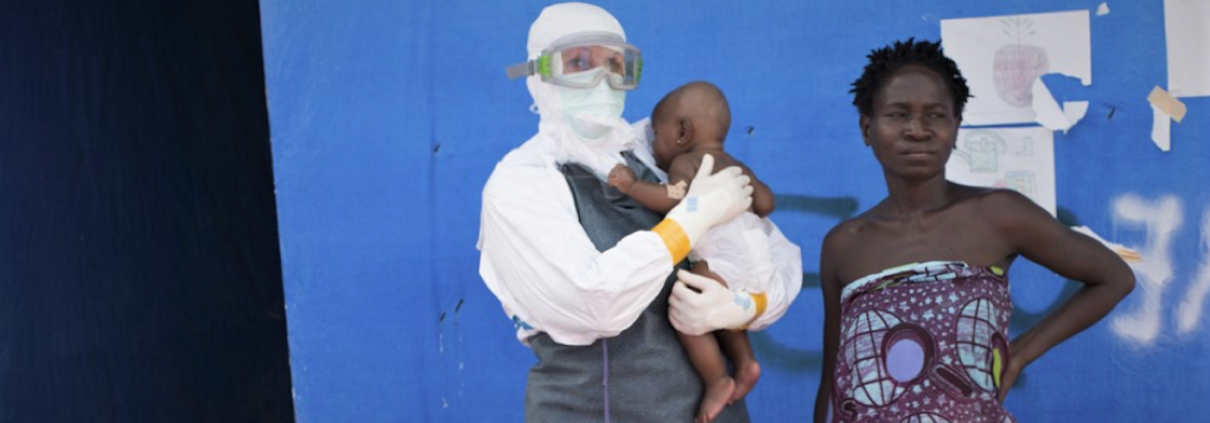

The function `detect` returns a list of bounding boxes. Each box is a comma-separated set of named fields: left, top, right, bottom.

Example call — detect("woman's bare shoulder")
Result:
left=953, top=184, right=1030, bottom=206
left=823, top=210, right=880, bottom=255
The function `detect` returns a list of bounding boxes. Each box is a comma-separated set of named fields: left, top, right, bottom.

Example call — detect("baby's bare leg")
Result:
left=693, top=261, right=762, bottom=405
left=679, top=329, right=731, bottom=423
left=682, top=261, right=734, bottom=423
left=718, top=330, right=761, bottom=403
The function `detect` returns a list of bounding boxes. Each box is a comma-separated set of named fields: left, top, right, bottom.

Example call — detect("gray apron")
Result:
left=525, top=152, right=750, bottom=423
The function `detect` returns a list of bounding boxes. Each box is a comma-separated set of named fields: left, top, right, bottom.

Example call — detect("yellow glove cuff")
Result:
left=741, top=292, right=768, bottom=330
left=651, top=219, right=691, bottom=264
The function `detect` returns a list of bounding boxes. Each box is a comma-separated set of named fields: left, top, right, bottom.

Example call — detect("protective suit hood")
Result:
left=524, top=2, right=640, bottom=178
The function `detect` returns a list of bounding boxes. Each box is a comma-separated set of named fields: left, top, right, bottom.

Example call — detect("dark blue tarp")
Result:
left=0, top=0, right=294, bottom=421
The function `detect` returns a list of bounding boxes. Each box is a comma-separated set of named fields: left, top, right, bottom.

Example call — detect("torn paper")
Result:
left=1097, top=3, right=1110, bottom=16
left=1147, top=86, right=1188, bottom=122
left=1164, top=0, right=1210, bottom=97
left=1151, top=104, right=1172, bottom=152
left=941, top=10, right=1091, bottom=126
left=1031, top=77, right=1088, bottom=132
left=946, top=127, right=1057, bottom=216
left=1063, top=101, right=1089, bottom=125
left=1032, top=77, right=1070, bottom=130
left=1072, top=226, right=1142, bottom=262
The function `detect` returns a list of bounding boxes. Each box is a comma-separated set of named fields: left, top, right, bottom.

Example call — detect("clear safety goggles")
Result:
left=506, top=32, right=642, bottom=90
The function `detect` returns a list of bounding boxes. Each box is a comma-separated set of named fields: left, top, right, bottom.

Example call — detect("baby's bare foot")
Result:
left=696, top=376, right=736, bottom=423
left=729, top=359, right=761, bottom=404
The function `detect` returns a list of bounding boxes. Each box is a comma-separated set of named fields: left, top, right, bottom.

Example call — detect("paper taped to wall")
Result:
left=1148, top=86, right=1188, bottom=122
left=1031, top=76, right=1089, bottom=132
left=941, top=10, right=1091, bottom=126
left=1151, top=104, right=1172, bottom=152
left=1164, top=0, right=1210, bottom=97
left=946, top=127, right=1056, bottom=215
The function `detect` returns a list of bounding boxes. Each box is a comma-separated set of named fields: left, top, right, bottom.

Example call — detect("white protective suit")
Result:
left=477, top=2, right=802, bottom=346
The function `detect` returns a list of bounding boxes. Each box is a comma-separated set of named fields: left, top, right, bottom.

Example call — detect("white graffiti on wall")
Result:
left=1108, top=194, right=1210, bottom=345
left=1109, top=194, right=1182, bottom=344
left=1177, top=206, right=1210, bottom=335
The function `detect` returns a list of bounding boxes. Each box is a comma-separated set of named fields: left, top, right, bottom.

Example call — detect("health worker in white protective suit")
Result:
left=478, top=3, right=802, bottom=422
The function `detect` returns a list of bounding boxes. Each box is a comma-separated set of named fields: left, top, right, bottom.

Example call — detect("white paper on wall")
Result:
left=1062, top=101, right=1089, bottom=127
left=1031, top=77, right=1090, bottom=132
left=946, top=127, right=1057, bottom=216
left=1151, top=104, right=1172, bottom=152
left=1165, top=0, right=1210, bottom=98
left=941, top=10, right=1091, bottom=126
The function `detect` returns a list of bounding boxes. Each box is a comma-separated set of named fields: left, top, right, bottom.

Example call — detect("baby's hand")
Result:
left=608, top=164, right=637, bottom=194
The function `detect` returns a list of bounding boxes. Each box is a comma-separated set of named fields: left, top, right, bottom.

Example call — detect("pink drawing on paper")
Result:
left=992, top=17, right=1050, bottom=108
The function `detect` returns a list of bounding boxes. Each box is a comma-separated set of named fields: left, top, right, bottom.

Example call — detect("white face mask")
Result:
left=559, top=68, right=626, bottom=139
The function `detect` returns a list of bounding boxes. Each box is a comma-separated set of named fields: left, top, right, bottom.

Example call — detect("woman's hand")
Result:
left=997, top=338, right=1029, bottom=403
left=996, top=355, right=1024, bottom=403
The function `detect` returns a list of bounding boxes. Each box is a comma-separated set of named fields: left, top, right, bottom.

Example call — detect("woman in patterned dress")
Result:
left=812, top=39, right=1136, bottom=423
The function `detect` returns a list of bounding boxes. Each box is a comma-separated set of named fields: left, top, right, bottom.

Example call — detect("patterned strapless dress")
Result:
left=831, top=261, right=1018, bottom=423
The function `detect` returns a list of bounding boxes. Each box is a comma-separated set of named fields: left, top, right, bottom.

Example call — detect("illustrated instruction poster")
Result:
left=941, top=10, right=1091, bottom=126
left=946, top=127, right=1057, bottom=216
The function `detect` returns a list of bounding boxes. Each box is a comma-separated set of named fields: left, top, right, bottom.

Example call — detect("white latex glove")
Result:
left=668, top=269, right=759, bottom=335
left=664, top=154, right=753, bottom=247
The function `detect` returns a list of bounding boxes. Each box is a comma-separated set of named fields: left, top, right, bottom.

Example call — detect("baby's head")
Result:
left=650, top=81, right=731, bottom=170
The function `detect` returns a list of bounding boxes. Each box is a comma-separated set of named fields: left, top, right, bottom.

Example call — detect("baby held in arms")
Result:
left=608, top=81, right=776, bottom=423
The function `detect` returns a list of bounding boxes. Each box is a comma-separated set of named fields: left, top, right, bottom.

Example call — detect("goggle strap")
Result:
left=505, top=61, right=533, bottom=79
left=505, top=55, right=553, bottom=80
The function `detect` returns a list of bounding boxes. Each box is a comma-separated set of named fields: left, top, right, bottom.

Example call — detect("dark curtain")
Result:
left=0, top=0, right=294, bottom=421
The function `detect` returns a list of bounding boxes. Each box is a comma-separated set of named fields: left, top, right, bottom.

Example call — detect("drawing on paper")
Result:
left=997, top=171, right=1037, bottom=199
left=947, top=127, right=1056, bottom=216
left=953, top=129, right=1008, bottom=173
left=941, top=10, right=1090, bottom=126
left=993, top=17, right=1050, bottom=108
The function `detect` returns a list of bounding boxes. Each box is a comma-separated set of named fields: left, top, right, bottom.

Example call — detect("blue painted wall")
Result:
left=260, top=1, right=1209, bottom=421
